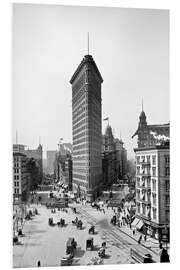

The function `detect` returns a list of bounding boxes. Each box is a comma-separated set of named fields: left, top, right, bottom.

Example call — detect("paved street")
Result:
left=13, top=202, right=161, bottom=268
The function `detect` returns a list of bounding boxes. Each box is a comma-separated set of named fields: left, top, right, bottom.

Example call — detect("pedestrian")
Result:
left=138, top=235, right=142, bottom=244
left=144, top=235, right=147, bottom=241
left=129, top=223, right=132, bottom=229
left=133, top=229, right=135, bottom=236
left=37, top=260, right=41, bottom=267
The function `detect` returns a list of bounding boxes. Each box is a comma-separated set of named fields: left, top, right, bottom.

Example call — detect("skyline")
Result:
left=12, top=4, right=169, bottom=159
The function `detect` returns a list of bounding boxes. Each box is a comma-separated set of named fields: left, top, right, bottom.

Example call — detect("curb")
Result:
left=115, top=226, right=160, bottom=256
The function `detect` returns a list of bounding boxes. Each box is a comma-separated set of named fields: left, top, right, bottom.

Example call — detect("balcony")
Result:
left=140, top=161, right=151, bottom=166
left=137, top=172, right=151, bottom=177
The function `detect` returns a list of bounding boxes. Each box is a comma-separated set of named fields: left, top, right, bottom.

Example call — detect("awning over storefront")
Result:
left=136, top=219, right=144, bottom=230
left=131, top=218, right=140, bottom=227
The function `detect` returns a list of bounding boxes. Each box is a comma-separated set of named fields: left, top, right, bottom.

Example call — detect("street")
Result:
left=13, top=201, right=160, bottom=268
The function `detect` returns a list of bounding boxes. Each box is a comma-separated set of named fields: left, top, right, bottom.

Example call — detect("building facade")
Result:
left=13, top=152, right=30, bottom=204
left=134, top=144, right=170, bottom=241
left=25, top=144, right=43, bottom=182
left=133, top=109, right=170, bottom=241
left=102, top=125, right=117, bottom=187
left=102, top=125, right=128, bottom=187
left=47, top=150, right=56, bottom=174
left=70, top=54, right=103, bottom=201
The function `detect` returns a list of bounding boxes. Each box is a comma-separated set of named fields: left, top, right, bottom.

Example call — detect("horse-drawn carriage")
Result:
left=86, top=237, right=94, bottom=251
left=76, top=220, right=83, bottom=229
left=110, top=215, right=116, bottom=225
left=57, top=218, right=65, bottom=227
left=88, top=225, right=95, bottom=234
left=66, top=238, right=77, bottom=257
left=98, top=247, right=106, bottom=258
left=48, top=217, right=53, bottom=226
left=60, top=254, right=73, bottom=266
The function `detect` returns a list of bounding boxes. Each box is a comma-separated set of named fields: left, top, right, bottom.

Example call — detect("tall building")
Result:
left=132, top=109, right=170, bottom=242
left=114, top=138, right=127, bottom=179
left=102, top=125, right=117, bottom=187
left=70, top=54, right=103, bottom=201
left=47, top=150, right=56, bottom=174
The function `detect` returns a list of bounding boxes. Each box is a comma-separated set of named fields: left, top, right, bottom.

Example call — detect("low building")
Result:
left=13, top=151, right=30, bottom=204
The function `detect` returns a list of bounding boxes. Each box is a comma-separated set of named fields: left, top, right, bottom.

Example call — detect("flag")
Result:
left=103, top=117, right=109, bottom=121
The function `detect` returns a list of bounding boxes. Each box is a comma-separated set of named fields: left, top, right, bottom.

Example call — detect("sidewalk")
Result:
left=94, top=205, right=170, bottom=256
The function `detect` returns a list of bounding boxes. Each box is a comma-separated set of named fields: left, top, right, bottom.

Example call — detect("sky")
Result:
left=12, top=4, right=169, bottom=159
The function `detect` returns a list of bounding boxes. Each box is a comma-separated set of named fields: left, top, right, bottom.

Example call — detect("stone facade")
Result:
left=13, top=152, right=30, bottom=204
left=134, top=144, right=170, bottom=241
left=70, top=55, right=103, bottom=201
left=133, top=110, right=170, bottom=241
left=132, top=110, right=169, bottom=148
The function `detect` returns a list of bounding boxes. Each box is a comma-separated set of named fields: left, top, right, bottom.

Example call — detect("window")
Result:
left=152, top=194, right=156, bottom=205
left=142, top=204, right=146, bottom=215
left=165, top=195, right=170, bottom=207
left=136, top=156, right=140, bottom=165
left=152, top=155, right=156, bottom=165
left=137, top=166, right=140, bottom=175
left=165, top=155, right=170, bottom=166
left=16, top=175, right=19, bottom=180
left=16, top=182, right=19, bottom=187
left=147, top=155, right=150, bottom=163
left=152, top=167, right=156, bottom=176
left=137, top=203, right=140, bottom=213
left=141, top=156, right=145, bottom=162
left=14, top=182, right=16, bottom=187
left=153, top=208, right=157, bottom=220
left=165, top=181, right=170, bottom=192
left=137, top=189, right=140, bottom=200
left=165, top=167, right=170, bottom=176
left=14, top=175, right=16, bottom=180
left=136, top=177, right=140, bottom=187
left=152, top=179, right=156, bottom=192
left=165, top=210, right=170, bottom=222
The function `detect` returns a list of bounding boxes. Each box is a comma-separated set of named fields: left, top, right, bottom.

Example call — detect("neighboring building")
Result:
left=102, top=125, right=128, bottom=187
left=102, top=125, right=117, bottom=187
left=13, top=151, right=30, bottom=204
left=70, top=54, right=103, bottom=201
left=13, top=143, right=43, bottom=184
left=114, top=138, right=127, bottom=179
left=25, top=144, right=43, bottom=182
left=132, top=109, right=170, bottom=242
left=54, top=142, right=73, bottom=190
left=132, top=109, right=169, bottom=148
left=134, top=143, right=170, bottom=241
left=47, top=150, right=56, bottom=174
left=64, top=156, right=73, bottom=190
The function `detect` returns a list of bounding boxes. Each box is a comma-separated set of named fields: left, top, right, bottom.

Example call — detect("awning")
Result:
left=136, top=219, right=144, bottom=230
left=131, top=218, right=140, bottom=227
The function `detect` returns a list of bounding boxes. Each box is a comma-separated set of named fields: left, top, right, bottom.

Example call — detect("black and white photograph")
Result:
left=12, top=2, right=170, bottom=268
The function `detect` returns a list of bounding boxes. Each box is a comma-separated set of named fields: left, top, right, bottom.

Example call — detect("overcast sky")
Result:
left=12, top=4, right=169, bottom=159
